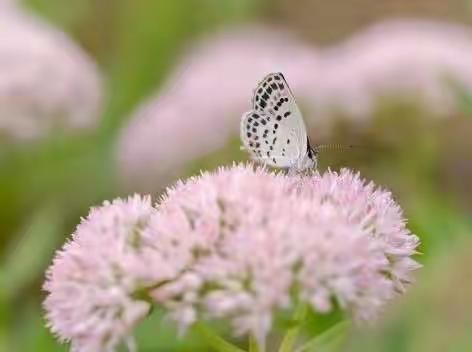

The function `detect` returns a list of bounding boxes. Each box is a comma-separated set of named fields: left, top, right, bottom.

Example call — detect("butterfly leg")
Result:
left=286, top=167, right=299, bottom=176
left=289, top=129, right=303, bottom=172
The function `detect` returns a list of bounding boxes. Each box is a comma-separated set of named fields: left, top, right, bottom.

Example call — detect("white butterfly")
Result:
left=240, top=72, right=317, bottom=172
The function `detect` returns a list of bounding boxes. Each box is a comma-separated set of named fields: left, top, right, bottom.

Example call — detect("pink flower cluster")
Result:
left=0, top=4, right=103, bottom=140
left=319, top=20, right=472, bottom=118
left=118, top=21, right=472, bottom=189
left=44, top=165, right=420, bottom=351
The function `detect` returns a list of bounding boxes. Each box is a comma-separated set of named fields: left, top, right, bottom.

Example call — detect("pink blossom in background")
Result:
left=116, top=27, right=322, bottom=190
left=318, top=19, right=472, bottom=119
left=117, top=21, right=472, bottom=190
left=0, top=6, right=103, bottom=140
left=44, top=165, right=420, bottom=351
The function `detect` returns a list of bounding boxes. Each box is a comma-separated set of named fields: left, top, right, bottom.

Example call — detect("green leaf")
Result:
left=194, top=323, right=246, bottom=352
left=298, top=321, right=351, bottom=352
left=0, top=204, right=62, bottom=300
left=14, top=301, right=67, bottom=352
left=278, top=303, right=308, bottom=352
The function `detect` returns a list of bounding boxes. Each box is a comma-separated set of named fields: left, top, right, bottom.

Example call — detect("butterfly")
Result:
left=240, top=72, right=317, bottom=172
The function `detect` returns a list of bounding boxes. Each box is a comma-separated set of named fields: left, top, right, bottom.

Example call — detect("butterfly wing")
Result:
left=240, top=110, right=303, bottom=168
left=241, top=72, right=308, bottom=168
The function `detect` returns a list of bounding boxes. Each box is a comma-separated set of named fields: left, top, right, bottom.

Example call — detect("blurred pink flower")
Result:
left=43, top=195, right=176, bottom=352
left=0, top=6, right=103, bottom=140
left=117, top=21, right=472, bottom=189
left=149, top=165, right=420, bottom=345
left=116, top=27, right=322, bottom=190
left=317, top=19, right=472, bottom=119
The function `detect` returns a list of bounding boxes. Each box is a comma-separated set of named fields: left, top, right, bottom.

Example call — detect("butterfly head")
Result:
left=297, top=139, right=318, bottom=171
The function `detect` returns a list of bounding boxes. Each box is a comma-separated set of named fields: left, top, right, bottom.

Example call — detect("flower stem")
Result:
left=194, top=323, right=246, bottom=352
left=278, top=303, right=307, bottom=352
left=249, top=334, right=261, bottom=352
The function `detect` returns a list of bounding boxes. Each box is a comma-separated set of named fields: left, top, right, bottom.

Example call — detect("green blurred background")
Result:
left=1, top=0, right=472, bottom=351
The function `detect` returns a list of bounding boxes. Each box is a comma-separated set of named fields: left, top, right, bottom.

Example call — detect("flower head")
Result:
left=149, top=165, right=420, bottom=343
left=44, top=166, right=420, bottom=350
left=318, top=19, right=472, bottom=119
left=0, top=8, right=103, bottom=140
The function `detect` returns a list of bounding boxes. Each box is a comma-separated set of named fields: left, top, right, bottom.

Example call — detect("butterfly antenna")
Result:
left=316, top=144, right=360, bottom=153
